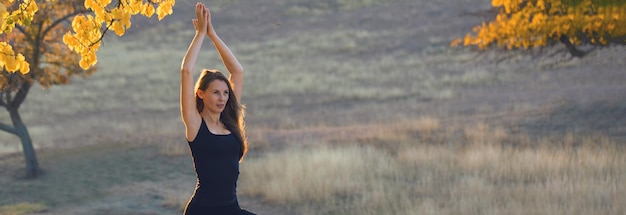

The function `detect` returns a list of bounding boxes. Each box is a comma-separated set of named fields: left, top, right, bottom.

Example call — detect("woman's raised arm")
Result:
left=205, top=7, right=244, bottom=102
left=180, top=3, right=208, bottom=141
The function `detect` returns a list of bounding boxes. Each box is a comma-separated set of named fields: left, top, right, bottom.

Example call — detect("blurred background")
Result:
left=1, top=0, right=625, bottom=214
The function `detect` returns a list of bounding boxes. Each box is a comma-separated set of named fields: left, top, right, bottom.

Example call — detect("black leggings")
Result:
left=184, top=199, right=256, bottom=215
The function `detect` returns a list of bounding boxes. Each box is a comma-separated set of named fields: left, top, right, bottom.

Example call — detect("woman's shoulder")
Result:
left=186, top=117, right=206, bottom=143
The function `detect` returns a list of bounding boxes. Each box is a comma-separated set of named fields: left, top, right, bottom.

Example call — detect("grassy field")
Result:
left=1, top=0, right=626, bottom=214
left=241, top=127, right=626, bottom=215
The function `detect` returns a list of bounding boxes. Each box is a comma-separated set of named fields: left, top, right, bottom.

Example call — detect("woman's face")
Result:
left=198, top=80, right=229, bottom=114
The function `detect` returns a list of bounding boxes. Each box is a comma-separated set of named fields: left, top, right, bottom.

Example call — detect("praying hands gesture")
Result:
left=181, top=2, right=244, bottom=141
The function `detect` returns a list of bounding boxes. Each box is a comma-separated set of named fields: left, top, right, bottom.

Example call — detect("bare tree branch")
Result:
left=0, top=88, right=6, bottom=107
left=11, top=81, right=31, bottom=109
left=40, top=9, right=91, bottom=41
left=0, top=122, right=17, bottom=135
left=559, top=35, right=587, bottom=58
left=5, top=86, right=13, bottom=105
left=15, top=25, right=30, bottom=39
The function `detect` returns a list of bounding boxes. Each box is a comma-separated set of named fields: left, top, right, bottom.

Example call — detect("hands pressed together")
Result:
left=192, top=2, right=215, bottom=36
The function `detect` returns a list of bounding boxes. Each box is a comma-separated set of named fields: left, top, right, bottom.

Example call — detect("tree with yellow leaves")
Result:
left=453, top=0, right=626, bottom=57
left=0, top=0, right=175, bottom=178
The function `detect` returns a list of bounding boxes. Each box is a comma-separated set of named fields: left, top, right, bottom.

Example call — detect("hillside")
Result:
left=0, top=0, right=622, bottom=153
left=1, top=0, right=625, bottom=214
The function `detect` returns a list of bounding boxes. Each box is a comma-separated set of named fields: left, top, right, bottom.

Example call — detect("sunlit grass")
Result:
left=241, top=145, right=400, bottom=204
left=284, top=0, right=409, bottom=15
left=0, top=202, right=47, bottom=215
left=237, top=122, right=626, bottom=215
left=1, top=0, right=624, bottom=214
left=4, top=121, right=624, bottom=214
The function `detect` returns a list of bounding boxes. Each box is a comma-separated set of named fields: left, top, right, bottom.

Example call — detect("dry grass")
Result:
left=238, top=122, right=626, bottom=215
left=0, top=142, right=196, bottom=214
left=163, top=189, right=191, bottom=211
left=240, top=145, right=400, bottom=204
left=159, top=140, right=189, bottom=157
left=1, top=0, right=624, bottom=214
left=284, top=0, right=407, bottom=15
left=0, top=202, right=47, bottom=215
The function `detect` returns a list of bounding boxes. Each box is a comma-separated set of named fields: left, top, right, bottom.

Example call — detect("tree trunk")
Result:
left=559, top=35, right=586, bottom=58
left=8, top=106, right=40, bottom=178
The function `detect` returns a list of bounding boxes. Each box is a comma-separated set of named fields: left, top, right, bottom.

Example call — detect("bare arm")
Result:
left=206, top=8, right=244, bottom=102
left=180, top=3, right=209, bottom=141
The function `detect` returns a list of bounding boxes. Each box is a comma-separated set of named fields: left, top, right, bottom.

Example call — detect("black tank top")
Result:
left=187, top=118, right=242, bottom=206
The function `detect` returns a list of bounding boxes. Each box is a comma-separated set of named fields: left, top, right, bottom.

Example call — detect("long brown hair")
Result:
left=195, top=69, right=247, bottom=161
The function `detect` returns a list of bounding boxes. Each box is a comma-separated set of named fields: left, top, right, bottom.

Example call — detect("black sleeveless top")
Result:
left=187, top=118, right=242, bottom=207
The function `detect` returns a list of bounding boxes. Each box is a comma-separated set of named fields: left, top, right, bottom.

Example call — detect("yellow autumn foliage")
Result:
left=66, top=0, right=175, bottom=69
left=0, top=0, right=37, bottom=73
left=1, top=0, right=175, bottom=73
left=0, top=42, right=29, bottom=74
left=452, top=0, right=626, bottom=52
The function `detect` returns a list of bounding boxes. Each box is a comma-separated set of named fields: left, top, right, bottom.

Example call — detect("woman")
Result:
left=180, top=3, right=254, bottom=215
